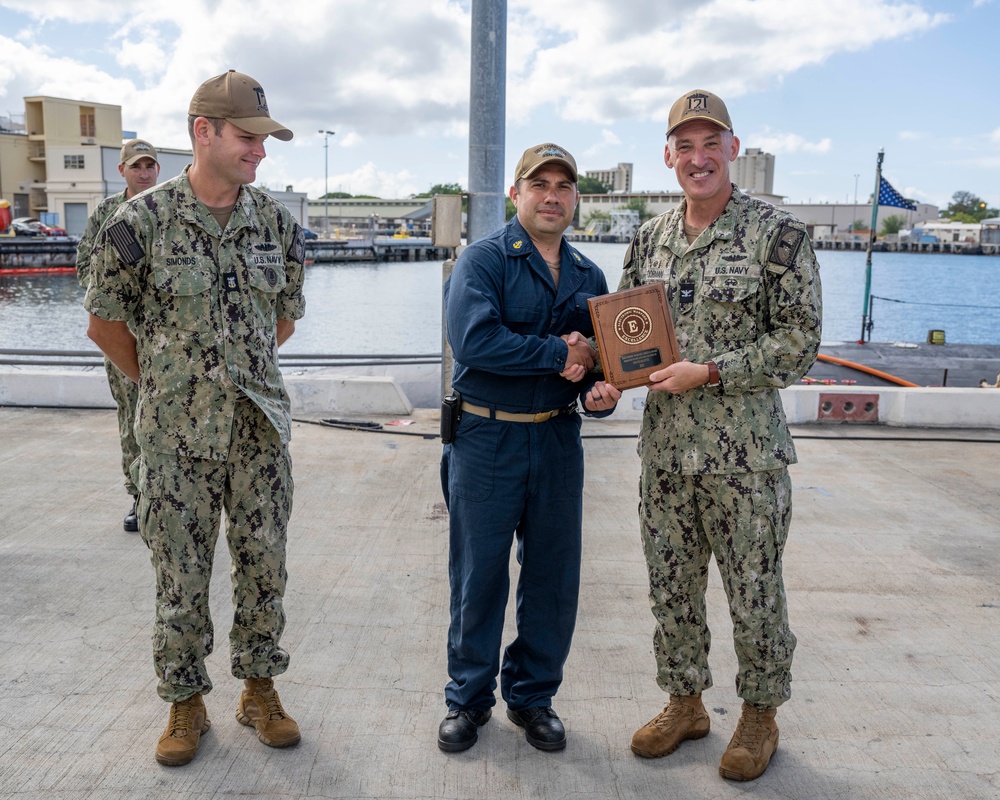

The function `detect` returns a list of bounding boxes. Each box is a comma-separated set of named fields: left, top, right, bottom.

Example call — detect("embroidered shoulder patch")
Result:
left=106, top=220, right=144, bottom=266
left=288, top=226, right=306, bottom=264
left=768, top=223, right=805, bottom=268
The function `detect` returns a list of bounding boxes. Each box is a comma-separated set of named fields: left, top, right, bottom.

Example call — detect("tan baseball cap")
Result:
left=666, top=89, right=733, bottom=137
left=120, top=139, right=158, bottom=166
left=513, top=143, right=578, bottom=183
left=188, top=69, right=293, bottom=141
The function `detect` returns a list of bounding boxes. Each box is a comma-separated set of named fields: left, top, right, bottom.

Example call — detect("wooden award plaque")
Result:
left=587, top=283, right=681, bottom=390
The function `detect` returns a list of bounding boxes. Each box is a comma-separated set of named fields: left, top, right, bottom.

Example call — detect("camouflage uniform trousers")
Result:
left=639, top=466, right=796, bottom=708
left=133, top=398, right=293, bottom=703
left=104, top=356, right=139, bottom=496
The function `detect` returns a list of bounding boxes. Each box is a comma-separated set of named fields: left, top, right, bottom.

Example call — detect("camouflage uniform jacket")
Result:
left=76, top=191, right=128, bottom=289
left=85, top=167, right=307, bottom=460
left=618, top=185, right=822, bottom=475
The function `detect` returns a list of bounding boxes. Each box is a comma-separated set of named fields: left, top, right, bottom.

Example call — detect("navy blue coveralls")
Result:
left=441, top=216, right=611, bottom=712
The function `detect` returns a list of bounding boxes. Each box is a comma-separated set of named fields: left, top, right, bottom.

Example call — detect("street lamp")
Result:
left=319, top=130, right=335, bottom=238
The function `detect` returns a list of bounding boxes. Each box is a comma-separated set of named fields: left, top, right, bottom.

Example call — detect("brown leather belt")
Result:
left=460, top=401, right=576, bottom=423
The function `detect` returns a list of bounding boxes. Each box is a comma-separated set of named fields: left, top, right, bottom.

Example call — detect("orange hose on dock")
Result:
left=815, top=353, right=920, bottom=387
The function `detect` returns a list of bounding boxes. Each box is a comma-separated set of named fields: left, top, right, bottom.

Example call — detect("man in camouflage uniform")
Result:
left=85, top=70, right=306, bottom=767
left=622, top=90, right=821, bottom=781
left=76, top=139, right=161, bottom=533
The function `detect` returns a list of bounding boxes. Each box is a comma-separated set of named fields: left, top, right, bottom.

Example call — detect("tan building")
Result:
left=1, top=95, right=191, bottom=235
left=584, top=162, right=633, bottom=193
left=733, top=148, right=775, bottom=196
left=307, top=197, right=433, bottom=237
left=579, top=191, right=684, bottom=224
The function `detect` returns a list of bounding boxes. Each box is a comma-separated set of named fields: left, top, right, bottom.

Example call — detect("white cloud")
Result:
left=505, top=0, right=949, bottom=125
left=0, top=0, right=472, bottom=147
left=0, top=1, right=954, bottom=141
left=745, top=127, right=832, bottom=154
left=0, top=0, right=984, bottom=204
left=599, top=130, right=622, bottom=146
left=334, top=162, right=421, bottom=199
left=899, top=131, right=924, bottom=141
left=337, top=132, right=364, bottom=148
left=583, top=129, right=623, bottom=158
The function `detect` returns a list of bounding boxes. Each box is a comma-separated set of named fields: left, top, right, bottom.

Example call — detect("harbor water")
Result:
left=1, top=244, right=998, bottom=354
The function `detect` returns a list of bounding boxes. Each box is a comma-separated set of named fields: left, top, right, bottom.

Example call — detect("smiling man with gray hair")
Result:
left=622, top=89, right=822, bottom=782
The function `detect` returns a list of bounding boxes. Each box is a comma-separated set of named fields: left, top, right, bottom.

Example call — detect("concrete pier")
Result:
left=813, top=238, right=1000, bottom=255
left=1, top=406, right=998, bottom=799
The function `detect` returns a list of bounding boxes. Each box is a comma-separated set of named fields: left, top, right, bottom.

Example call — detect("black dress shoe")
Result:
left=438, top=707, right=492, bottom=752
left=506, top=706, right=566, bottom=751
left=123, top=499, right=139, bottom=533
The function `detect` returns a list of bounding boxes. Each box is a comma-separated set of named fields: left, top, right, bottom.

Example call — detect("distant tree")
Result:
left=940, top=191, right=997, bottom=221
left=583, top=210, right=611, bottom=230
left=949, top=212, right=982, bottom=224
left=577, top=176, right=611, bottom=194
left=505, top=197, right=516, bottom=221
left=623, top=196, right=654, bottom=223
left=321, top=191, right=353, bottom=199
left=880, top=214, right=907, bottom=235
left=414, top=183, right=464, bottom=198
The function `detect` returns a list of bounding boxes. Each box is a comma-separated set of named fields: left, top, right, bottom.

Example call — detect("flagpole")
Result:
left=859, top=148, right=884, bottom=343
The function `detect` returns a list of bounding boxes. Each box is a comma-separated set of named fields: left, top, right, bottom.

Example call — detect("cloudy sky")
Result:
left=1, top=0, right=998, bottom=210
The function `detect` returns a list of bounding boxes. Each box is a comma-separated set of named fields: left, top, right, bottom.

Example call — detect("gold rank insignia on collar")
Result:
left=513, top=240, right=523, bottom=249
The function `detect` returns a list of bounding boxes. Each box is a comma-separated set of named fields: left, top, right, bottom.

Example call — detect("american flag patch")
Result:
left=106, top=220, right=144, bottom=266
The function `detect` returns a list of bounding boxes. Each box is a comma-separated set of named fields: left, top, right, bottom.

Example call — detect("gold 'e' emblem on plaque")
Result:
left=614, top=306, right=652, bottom=345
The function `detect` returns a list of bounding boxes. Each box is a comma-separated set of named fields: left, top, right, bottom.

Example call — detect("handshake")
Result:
left=559, top=331, right=597, bottom=383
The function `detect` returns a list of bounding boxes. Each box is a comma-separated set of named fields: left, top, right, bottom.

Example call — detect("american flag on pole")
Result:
left=878, top=177, right=916, bottom=210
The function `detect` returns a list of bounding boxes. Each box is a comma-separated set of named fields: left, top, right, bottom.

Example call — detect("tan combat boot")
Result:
left=719, top=702, right=779, bottom=781
left=155, top=694, right=211, bottom=766
left=630, top=693, right=710, bottom=758
left=236, top=677, right=301, bottom=747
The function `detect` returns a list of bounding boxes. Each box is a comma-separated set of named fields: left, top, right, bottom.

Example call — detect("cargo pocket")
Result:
left=151, top=267, right=212, bottom=333
left=700, top=274, right=761, bottom=341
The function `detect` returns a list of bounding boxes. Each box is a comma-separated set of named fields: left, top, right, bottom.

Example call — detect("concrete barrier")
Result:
left=1, top=369, right=997, bottom=428
left=778, top=384, right=1000, bottom=428
left=0, top=368, right=413, bottom=417
left=0, top=368, right=114, bottom=408
left=608, top=384, right=1000, bottom=428
left=285, top=374, right=413, bottom=416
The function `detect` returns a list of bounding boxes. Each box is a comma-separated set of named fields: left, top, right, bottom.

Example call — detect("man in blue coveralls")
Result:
left=437, top=143, right=621, bottom=753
